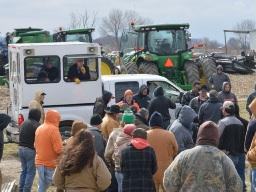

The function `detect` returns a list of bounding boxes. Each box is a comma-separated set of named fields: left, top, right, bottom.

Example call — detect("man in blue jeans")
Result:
left=218, top=101, right=246, bottom=192
left=19, top=108, right=41, bottom=192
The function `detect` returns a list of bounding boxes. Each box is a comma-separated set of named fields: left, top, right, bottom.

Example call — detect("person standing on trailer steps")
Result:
left=29, top=90, right=46, bottom=124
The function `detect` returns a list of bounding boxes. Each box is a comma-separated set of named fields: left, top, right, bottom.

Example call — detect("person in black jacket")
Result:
left=133, top=85, right=151, bottom=109
left=93, top=91, right=113, bottom=118
left=181, top=82, right=201, bottom=105
left=121, top=128, right=157, bottom=192
left=218, top=101, right=246, bottom=191
left=19, top=108, right=41, bottom=192
left=148, top=86, right=176, bottom=129
left=67, top=58, right=90, bottom=81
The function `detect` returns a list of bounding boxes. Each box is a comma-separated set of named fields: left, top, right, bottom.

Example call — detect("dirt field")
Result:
left=0, top=73, right=255, bottom=191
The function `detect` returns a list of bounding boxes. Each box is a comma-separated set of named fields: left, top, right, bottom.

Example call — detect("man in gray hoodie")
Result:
left=209, top=65, right=230, bottom=92
left=217, top=81, right=237, bottom=104
left=169, top=105, right=197, bottom=153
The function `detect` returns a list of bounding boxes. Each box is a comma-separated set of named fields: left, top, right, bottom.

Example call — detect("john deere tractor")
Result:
left=10, top=27, right=115, bottom=75
left=120, top=24, right=216, bottom=90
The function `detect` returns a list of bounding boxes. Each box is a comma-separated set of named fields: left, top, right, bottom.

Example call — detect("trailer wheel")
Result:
left=184, top=61, right=200, bottom=84
left=138, top=62, right=159, bottom=75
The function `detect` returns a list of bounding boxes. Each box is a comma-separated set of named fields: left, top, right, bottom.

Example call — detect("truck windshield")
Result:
left=147, top=30, right=186, bottom=55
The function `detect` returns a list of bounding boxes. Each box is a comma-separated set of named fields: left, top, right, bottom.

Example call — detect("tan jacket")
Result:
left=147, top=127, right=178, bottom=185
left=101, top=114, right=119, bottom=140
left=29, top=90, right=45, bottom=124
left=53, top=155, right=111, bottom=192
left=247, top=134, right=256, bottom=167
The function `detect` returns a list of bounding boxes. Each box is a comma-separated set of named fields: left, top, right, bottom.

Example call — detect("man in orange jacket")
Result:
left=35, top=109, right=62, bottom=192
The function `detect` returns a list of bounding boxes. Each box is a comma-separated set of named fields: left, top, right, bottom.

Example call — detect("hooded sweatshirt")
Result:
left=170, top=105, right=197, bottom=153
left=133, top=85, right=151, bottom=109
left=148, top=86, right=176, bottom=123
left=217, top=82, right=237, bottom=104
left=0, top=113, right=11, bottom=160
left=209, top=70, right=230, bottom=92
left=29, top=90, right=45, bottom=124
left=35, top=109, right=62, bottom=168
left=19, top=109, right=41, bottom=150
left=93, top=91, right=112, bottom=118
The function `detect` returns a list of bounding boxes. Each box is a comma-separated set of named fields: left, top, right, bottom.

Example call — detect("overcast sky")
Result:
left=0, top=0, right=255, bottom=43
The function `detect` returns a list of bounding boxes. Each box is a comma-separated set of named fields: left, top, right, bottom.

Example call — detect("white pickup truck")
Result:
left=5, top=42, right=184, bottom=142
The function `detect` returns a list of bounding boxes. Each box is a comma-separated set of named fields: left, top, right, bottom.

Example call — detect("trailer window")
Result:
left=63, top=56, right=98, bottom=82
left=24, top=56, right=60, bottom=84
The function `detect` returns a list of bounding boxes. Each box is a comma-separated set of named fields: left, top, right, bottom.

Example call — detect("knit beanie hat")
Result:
left=90, top=114, right=102, bottom=126
left=196, top=121, right=219, bottom=147
left=122, top=109, right=135, bottom=124
left=71, top=121, right=87, bottom=136
left=124, top=89, right=133, bottom=97
left=123, top=124, right=136, bottom=136
left=149, top=111, right=163, bottom=128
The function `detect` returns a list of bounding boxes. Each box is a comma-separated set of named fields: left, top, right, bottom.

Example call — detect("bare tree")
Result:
left=100, top=9, right=151, bottom=50
left=234, top=19, right=256, bottom=50
left=100, top=9, right=124, bottom=49
left=68, top=10, right=97, bottom=29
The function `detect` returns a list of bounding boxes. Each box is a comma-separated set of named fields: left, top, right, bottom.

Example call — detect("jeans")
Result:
left=229, top=153, right=246, bottom=192
left=37, top=165, right=54, bottom=192
left=19, top=146, right=36, bottom=192
left=252, top=168, right=256, bottom=192
left=115, top=171, right=123, bottom=192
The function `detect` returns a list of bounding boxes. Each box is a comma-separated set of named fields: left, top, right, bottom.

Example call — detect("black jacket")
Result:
left=133, top=85, right=151, bottom=109
left=19, top=109, right=41, bottom=150
left=198, top=97, right=222, bottom=125
left=121, top=144, right=157, bottom=192
left=245, top=120, right=256, bottom=152
left=181, top=90, right=199, bottom=106
left=67, top=64, right=90, bottom=81
left=218, top=123, right=246, bottom=155
left=148, top=87, right=176, bottom=122
left=93, top=91, right=112, bottom=118
left=0, top=114, right=11, bottom=160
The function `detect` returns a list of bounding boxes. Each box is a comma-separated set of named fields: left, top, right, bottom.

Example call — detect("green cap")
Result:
left=121, top=109, right=135, bottom=124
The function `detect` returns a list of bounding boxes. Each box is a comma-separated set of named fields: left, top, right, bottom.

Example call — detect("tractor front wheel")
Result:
left=138, top=62, right=159, bottom=75
left=122, top=62, right=139, bottom=74
left=184, top=61, right=200, bottom=84
left=101, top=57, right=115, bottom=75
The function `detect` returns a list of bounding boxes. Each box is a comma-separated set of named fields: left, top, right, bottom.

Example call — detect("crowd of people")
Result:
left=1, top=65, right=256, bottom=191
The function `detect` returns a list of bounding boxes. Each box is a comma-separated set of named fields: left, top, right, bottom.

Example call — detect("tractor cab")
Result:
left=53, top=28, right=94, bottom=43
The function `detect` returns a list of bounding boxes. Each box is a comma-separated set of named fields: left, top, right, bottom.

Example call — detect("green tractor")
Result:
left=120, top=24, right=216, bottom=90
left=10, top=27, right=115, bottom=75
left=52, top=28, right=115, bottom=75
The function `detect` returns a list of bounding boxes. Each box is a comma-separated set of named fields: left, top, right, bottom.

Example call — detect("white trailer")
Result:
left=6, top=42, right=102, bottom=142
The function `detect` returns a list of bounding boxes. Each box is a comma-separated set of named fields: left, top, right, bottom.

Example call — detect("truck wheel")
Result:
left=201, top=58, right=217, bottom=85
left=184, top=61, right=200, bottom=84
left=125, top=62, right=139, bottom=74
left=139, top=62, right=159, bottom=75
left=101, top=57, right=115, bottom=75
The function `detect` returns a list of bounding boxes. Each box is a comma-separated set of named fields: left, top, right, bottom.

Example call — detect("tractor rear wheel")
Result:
left=123, top=62, right=139, bottom=74
left=184, top=61, right=200, bottom=84
left=201, top=58, right=217, bottom=85
left=101, top=57, right=115, bottom=75
left=138, top=62, right=159, bottom=75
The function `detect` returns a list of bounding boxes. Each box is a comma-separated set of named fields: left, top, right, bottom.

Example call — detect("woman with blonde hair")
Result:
left=53, top=130, right=111, bottom=192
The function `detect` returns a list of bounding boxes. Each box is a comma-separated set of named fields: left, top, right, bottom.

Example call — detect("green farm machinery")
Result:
left=120, top=24, right=216, bottom=90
